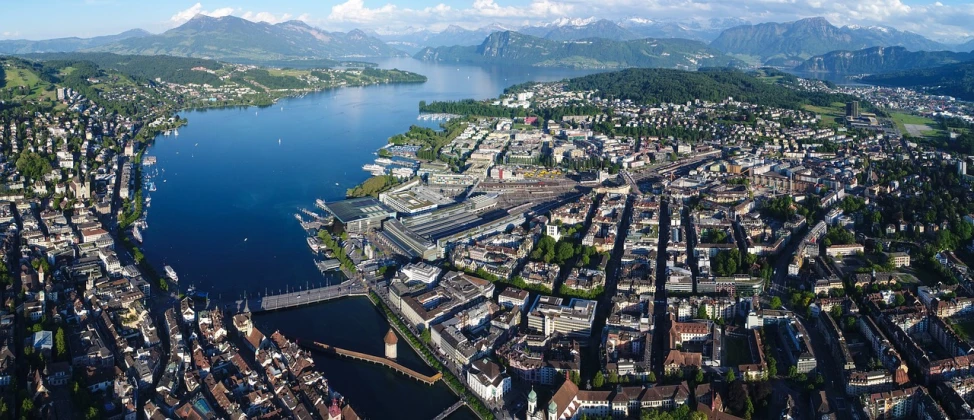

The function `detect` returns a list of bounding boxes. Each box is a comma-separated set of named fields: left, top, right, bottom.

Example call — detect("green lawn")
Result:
left=803, top=102, right=845, bottom=126
left=724, top=334, right=754, bottom=367
left=951, top=319, right=974, bottom=342
left=891, top=112, right=940, bottom=138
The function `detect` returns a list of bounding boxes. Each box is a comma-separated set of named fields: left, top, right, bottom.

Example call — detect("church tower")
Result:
left=547, top=400, right=558, bottom=420
left=527, top=387, right=537, bottom=416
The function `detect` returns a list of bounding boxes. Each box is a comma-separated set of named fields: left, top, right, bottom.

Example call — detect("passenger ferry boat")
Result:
left=362, top=164, right=386, bottom=176
left=375, top=158, right=393, bottom=165
left=132, top=226, right=143, bottom=243
left=164, top=265, right=179, bottom=283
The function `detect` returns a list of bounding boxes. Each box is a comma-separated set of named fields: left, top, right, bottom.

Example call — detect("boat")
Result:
left=362, top=164, right=386, bottom=176
left=174, top=129, right=179, bottom=137
left=244, top=238, right=248, bottom=242
left=307, top=236, right=321, bottom=252
left=278, top=138, right=281, bottom=145
left=164, top=265, right=179, bottom=282
left=195, top=143, right=199, bottom=147
left=295, top=213, right=304, bottom=222
left=132, top=226, right=143, bottom=243
left=375, top=158, right=393, bottom=165
left=146, top=182, right=157, bottom=192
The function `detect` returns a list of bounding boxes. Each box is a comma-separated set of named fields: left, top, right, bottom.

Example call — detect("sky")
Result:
left=2, top=0, right=974, bottom=42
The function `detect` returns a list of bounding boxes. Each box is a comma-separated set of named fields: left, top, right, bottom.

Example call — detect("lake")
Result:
left=141, top=58, right=601, bottom=419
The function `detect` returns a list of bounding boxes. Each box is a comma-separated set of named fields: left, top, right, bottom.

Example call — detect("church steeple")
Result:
left=527, top=386, right=537, bottom=416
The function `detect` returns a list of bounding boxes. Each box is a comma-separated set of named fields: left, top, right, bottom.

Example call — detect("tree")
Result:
left=767, top=356, right=777, bottom=378
left=556, top=241, right=575, bottom=264
left=788, top=365, right=798, bottom=378
left=421, top=328, right=431, bottom=344
left=770, top=296, right=782, bottom=310
left=726, top=369, right=737, bottom=383
left=55, top=327, right=67, bottom=360
left=744, top=397, right=755, bottom=420
left=608, top=371, right=619, bottom=384
left=830, top=304, right=844, bottom=319
left=648, top=371, right=657, bottom=383
left=696, top=305, right=709, bottom=320
left=695, top=369, right=705, bottom=384
left=593, top=371, right=605, bottom=388
left=894, top=293, right=906, bottom=307
left=570, top=370, right=581, bottom=385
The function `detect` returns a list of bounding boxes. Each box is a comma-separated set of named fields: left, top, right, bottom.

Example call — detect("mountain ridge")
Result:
left=86, top=14, right=406, bottom=63
left=414, top=30, right=745, bottom=70
left=794, top=46, right=974, bottom=74
left=0, top=29, right=150, bottom=55
left=710, top=17, right=949, bottom=65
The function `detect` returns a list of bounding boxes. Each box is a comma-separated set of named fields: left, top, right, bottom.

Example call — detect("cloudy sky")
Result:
left=2, top=0, right=973, bottom=42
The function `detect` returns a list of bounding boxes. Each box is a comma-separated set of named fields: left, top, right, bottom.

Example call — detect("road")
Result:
left=651, top=197, right=672, bottom=376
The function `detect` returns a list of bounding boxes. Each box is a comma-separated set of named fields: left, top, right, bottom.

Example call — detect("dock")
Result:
left=302, top=341, right=443, bottom=385
left=315, top=259, right=341, bottom=273
left=228, top=281, right=366, bottom=313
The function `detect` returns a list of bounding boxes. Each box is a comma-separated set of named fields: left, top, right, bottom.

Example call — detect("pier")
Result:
left=301, top=341, right=443, bottom=385
left=431, top=400, right=467, bottom=420
left=228, top=281, right=366, bottom=313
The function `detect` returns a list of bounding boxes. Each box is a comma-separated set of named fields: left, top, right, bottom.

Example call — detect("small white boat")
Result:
left=195, top=143, right=199, bottom=147
left=244, top=238, right=248, bottom=242
left=278, top=138, right=281, bottom=145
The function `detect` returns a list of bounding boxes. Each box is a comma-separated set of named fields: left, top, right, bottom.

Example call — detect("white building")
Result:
left=400, top=262, right=442, bottom=284
left=467, top=359, right=511, bottom=403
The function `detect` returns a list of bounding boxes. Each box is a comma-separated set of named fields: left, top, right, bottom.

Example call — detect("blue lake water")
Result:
left=140, top=58, right=601, bottom=418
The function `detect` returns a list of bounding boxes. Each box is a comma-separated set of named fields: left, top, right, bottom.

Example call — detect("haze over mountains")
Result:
left=2, top=13, right=974, bottom=78
left=414, top=31, right=744, bottom=70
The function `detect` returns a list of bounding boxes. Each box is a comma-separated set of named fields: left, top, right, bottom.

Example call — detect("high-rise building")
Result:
left=846, top=101, right=861, bottom=119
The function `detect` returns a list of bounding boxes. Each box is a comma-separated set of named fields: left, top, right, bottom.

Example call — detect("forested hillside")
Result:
left=23, top=52, right=226, bottom=85
left=565, top=68, right=853, bottom=109
left=862, top=61, right=974, bottom=101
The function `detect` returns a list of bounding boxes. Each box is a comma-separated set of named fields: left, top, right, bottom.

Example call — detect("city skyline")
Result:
left=2, top=0, right=974, bottom=43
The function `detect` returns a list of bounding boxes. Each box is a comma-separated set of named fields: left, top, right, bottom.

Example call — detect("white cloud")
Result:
left=240, top=11, right=307, bottom=24
left=170, top=3, right=234, bottom=25
left=1, top=31, right=21, bottom=38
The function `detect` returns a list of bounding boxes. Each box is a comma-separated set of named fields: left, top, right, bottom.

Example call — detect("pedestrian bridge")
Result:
left=300, top=340, right=442, bottom=385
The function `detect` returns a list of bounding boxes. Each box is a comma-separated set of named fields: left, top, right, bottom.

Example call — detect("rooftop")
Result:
left=323, top=197, right=395, bottom=224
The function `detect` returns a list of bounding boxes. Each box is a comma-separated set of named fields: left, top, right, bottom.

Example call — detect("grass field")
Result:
left=724, top=334, right=754, bottom=367
left=803, top=102, right=845, bottom=126
left=951, top=319, right=974, bottom=341
left=891, top=112, right=940, bottom=138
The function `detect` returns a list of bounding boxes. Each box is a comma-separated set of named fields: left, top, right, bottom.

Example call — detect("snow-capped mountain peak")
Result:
left=547, top=17, right=598, bottom=27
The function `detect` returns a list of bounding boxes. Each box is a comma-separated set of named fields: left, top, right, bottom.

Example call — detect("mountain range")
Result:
left=0, top=29, right=150, bottom=54
left=710, top=17, right=953, bottom=66
left=414, top=31, right=744, bottom=70
left=3, top=14, right=974, bottom=75
left=375, top=17, right=750, bottom=54
left=794, top=46, right=974, bottom=74
left=85, top=15, right=405, bottom=63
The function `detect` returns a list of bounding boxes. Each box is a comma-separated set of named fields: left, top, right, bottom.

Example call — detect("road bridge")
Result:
left=227, top=281, right=367, bottom=314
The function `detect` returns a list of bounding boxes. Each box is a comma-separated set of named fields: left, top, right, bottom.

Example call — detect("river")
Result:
left=140, top=58, right=601, bottom=419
